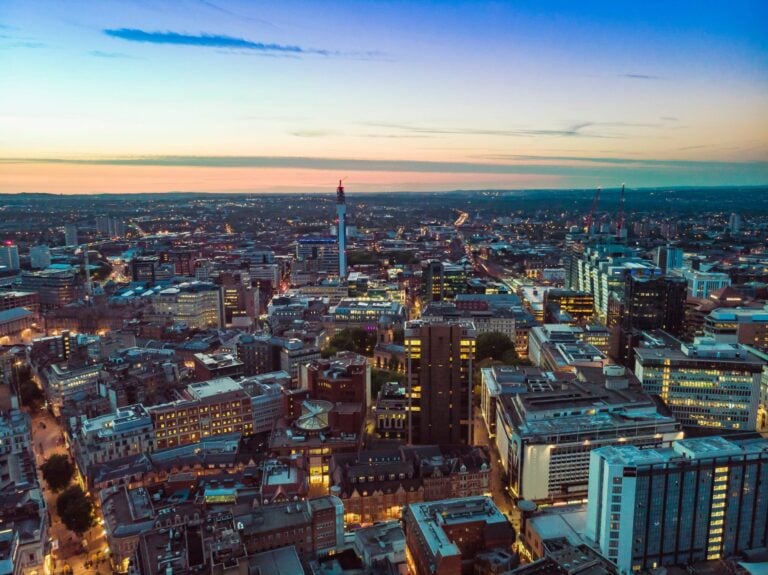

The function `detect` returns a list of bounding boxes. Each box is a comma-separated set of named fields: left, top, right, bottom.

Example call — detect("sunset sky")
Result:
left=1, top=0, right=767, bottom=193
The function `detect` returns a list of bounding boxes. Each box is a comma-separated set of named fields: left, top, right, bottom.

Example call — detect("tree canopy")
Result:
left=476, top=331, right=518, bottom=363
left=41, top=454, right=74, bottom=492
left=322, top=328, right=377, bottom=358
left=56, top=485, right=94, bottom=535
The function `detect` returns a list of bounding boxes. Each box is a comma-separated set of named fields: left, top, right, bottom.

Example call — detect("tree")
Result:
left=19, top=379, right=45, bottom=411
left=476, top=332, right=516, bottom=362
left=56, top=485, right=94, bottom=536
left=322, top=328, right=377, bottom=357
left=371, top=369, right=406, bottom=400
left=41, top=454, right=74, bottom=492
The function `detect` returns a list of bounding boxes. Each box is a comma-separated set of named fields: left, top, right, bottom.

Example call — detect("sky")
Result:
left=1, top=0, right=767, bottom=194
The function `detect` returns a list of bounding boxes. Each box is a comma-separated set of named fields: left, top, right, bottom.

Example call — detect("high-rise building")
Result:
left=586, top=436, right=768, bottom=573
left=543, top=289, right=595, bottom=323
left=611, top=275, right=687, bottom=365
left=296, top=237, right=339, bottom=275
left=336, top=180, right=347, bottom=279
left=654, top=245, right=684, bottom=273
left=150, top=282, right=222, bottom=329
left=29, top=245, right=51, bottom=269
left=704, top=306, right=768, bottom=351
left=405, top=319, right=476, bottom=445
left=635, top=336, right=764, bottom=430
left=96, top=216, right=111, bottom=237
left=729, top=212, right=742, bottom=234
left=0, top=244, right=20, bottom=271
left=131, top=255, right=160, bottom=283
left=64, top=224, right=78, bottom=247
left=422, top=260, right=467, bottom=303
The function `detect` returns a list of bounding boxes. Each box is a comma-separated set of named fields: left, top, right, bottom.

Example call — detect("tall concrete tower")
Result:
left=336, top=180, right=347, bottom=279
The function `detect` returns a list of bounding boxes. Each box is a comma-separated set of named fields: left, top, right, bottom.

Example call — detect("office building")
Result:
left=280, top=338, right=321, bottom=383
left=422, top=260, right=468, bottom=302
left=234, top=333, right=277, bottom=376
left=405, top=319, right=476, bottom=445
left=0, top=290, right=39, bottom=314
left=0, top=244, right=19, bottom=271
left=148, top=377, right=253, bottom=449
left=528, top=324, right=607, bottom=373
left=150, top=282, right=222, bottom=329
left=495, top=372, right=682, bottom=502
left=654, top=245, right=684, bottom=273
left=63, top=224, right=78, bottom=247
left=240, top=374, right=287, bottom=434
left=611, top=275, right=687, bottom=365
left=45, top=362, right=103, bottom=414
left=680, top=269, right=731, bottom=298
left=20, top=269, right=79, bottom=309
left=729, top=212, right=742, bottom=234
left=29, top=245, right=51, bottom=269
left=326, top=298, right=407, bottom=333
left=131, top=256, right=160, bottom=284
left=567, top=243, right=660, bottom=324
left=586, top=436, right=768, bottom=573
left=296, top=236, right=339, bottom=275
left=74, top=405, right=155, bottom=469
left=704, top=306, right=768, bottom=351
left=404, top=497, right=515, bottom=575
left=635, top=336, right=764, bottom=430
left=543, top=289, right=595, bottom=323
left=306, top=352, right=370, bottom=407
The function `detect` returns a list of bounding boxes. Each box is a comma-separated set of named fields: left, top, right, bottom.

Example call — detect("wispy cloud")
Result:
left=360, top=121, right=658, bottom=139
left=103, top=28, right=382, bottom=59
left=621, top=73, right=660, bottom=80
left=88, top=50, right=138, bottom=59
left=3, top=155, right=766, bottom=179
left=290, top=130, right=338, bottom=138
left=198, top=0, right=279, bottom=30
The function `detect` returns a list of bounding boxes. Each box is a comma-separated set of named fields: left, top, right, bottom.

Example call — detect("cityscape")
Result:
left=1, top=3, right=768, bottom=575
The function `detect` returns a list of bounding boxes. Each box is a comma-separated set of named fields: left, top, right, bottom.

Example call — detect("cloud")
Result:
left=290, top=130, right=338, bottom=138
left=361, top=121, right=649, bottom=139
left=621, top=73, right=660, bottom=80
left=3, top=155, right=766, bottom=181
left=88, top=50, right=138, bottom=59
left=103, top=28, right=382, bottom=58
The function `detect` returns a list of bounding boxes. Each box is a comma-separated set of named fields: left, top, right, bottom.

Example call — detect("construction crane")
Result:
left=584, top=187, right=601, bottom=234
left=616, top=183, right=626, bottom=238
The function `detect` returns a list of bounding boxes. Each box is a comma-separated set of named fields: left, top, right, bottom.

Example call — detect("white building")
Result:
left=45, top=362, right=103, bottom=414
left=679, top=269, right=731, bottom=298
left=495, top=376, right=682, bottom=502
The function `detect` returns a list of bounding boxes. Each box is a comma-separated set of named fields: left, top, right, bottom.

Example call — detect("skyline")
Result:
left=2, top=0, right=767, bottom=193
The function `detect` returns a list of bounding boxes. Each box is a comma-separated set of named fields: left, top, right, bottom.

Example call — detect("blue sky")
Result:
left=1, top=0, right=767, bottom=193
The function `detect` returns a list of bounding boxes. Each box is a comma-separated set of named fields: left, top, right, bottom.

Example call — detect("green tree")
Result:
left=476, top=331, right=516, bottom=362
left=41, top=454, right=75, bottom=492
left=322, top=328, right=377, bottom=357
left=370, top=368, right=406, bottom=400
left=56, top=485, right=94, bottom=535
left=19, top=379, right=45, bottom=411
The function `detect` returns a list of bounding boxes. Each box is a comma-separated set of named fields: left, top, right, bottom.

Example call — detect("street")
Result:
left=30, top=409, right=111, bottom=575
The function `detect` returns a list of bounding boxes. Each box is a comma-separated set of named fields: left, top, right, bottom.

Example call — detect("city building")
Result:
left=305, top=352, right=370, bottom=408
left=192, top=352, right=244, bottom=381
left=634, top=336, right=764, bottom=430
left=422, top=260, right=468, bottom=302
left=654, top=245, right=684, bottom=273
left=64, top=224, right=78, bottom=247
left=19, top=269, right=79, bottom=309
left=148, top=377, right=254, bottom=449
left=279, top=338, right=321, bottom=383
left=586, top=436, right=768, bottom=572
left=150, top=282, right=222, bottom=329
left=326, top=298, right=407, bottom=333
left=543, top=289, right=595, bottom=323
left=680, top=269, right=732, bottom=298
left=240, top=373, right=287, bottom=434
left=45, top=362, right=103, bottom=414
left=74, top=404, right=155, bottom=471
left=295, top=236, right=339, bottom=275
left=405, top=319, right=476, bottom=445
left=495, top=372, right=682, bottom=502
left=404, top=496, right=515, bottom=575
left=528, top=324, right=607, bottom=373
left=0, top=244, right=20, bottom=272
left=29, top=245, right=51, bottom=269
left=704, top=306, right=768, bottom=351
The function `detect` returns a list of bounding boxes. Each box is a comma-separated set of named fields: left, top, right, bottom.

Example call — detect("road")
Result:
left=30, top=409, right=111, bottom=575
left=473, top=406, right=522, bottom=536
